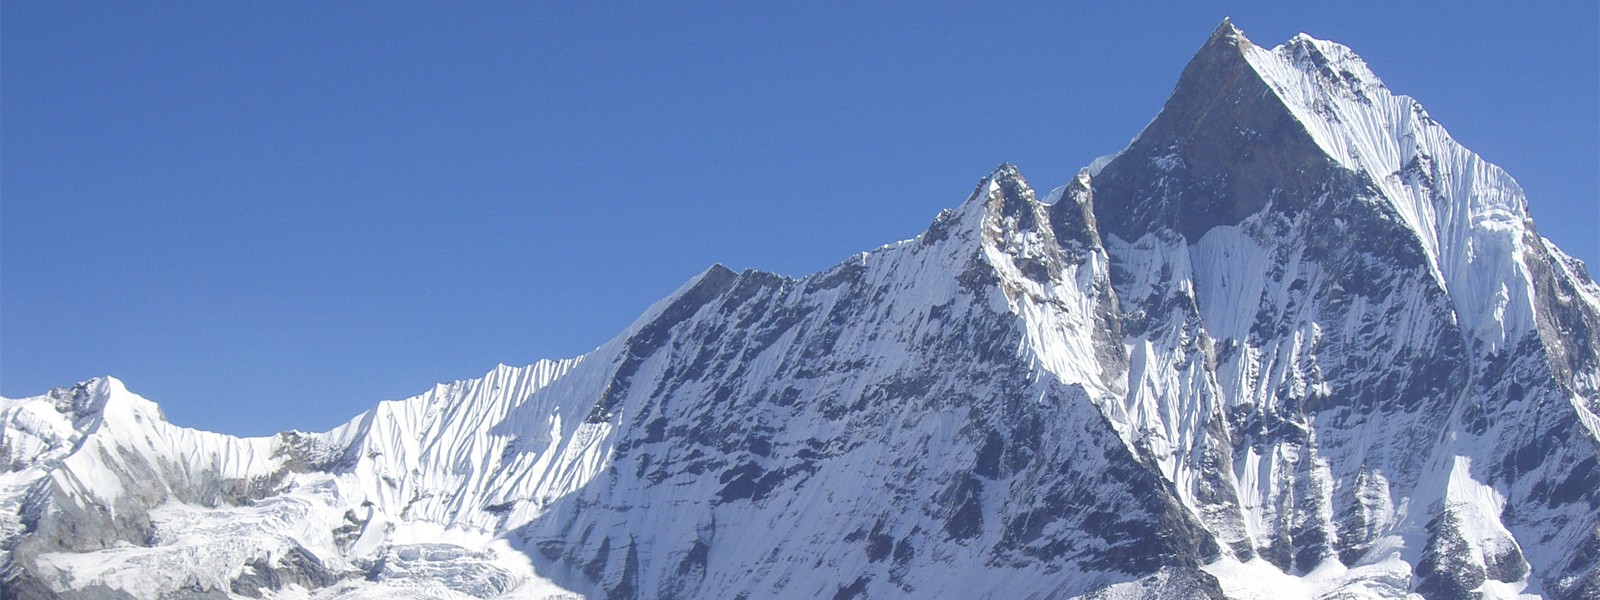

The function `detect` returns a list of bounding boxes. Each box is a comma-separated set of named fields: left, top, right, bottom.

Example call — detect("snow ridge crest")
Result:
left=3, top=20, right=1599, bottom=600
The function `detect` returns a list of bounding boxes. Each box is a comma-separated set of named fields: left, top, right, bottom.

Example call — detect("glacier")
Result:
left=3, top=20, right=1597, bottom=600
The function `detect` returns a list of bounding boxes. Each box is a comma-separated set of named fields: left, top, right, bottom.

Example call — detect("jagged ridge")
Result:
left=3, top=20, right=1598, bottom=600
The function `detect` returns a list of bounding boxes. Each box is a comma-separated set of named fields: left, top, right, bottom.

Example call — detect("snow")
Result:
left=1205, top=547, right=1423, bottom=600
left=1189, top=225, right=1271, bottom=341
left=1086, top=152, right=1118, bottom=176
left=1, top=369, right=601, bottom=598
left=3, top=22, right=1597, bottom=600
left=1241, top=32, right=1540, bottom=354
left=1438, top=456, right=1541, bottom=600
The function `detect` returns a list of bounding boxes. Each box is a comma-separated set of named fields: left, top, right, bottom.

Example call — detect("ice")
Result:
left=3, top=21, right=1597, bottom=600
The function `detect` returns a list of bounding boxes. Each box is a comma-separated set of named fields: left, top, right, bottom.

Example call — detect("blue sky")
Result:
left=4, top=2, right=1596, bottom=436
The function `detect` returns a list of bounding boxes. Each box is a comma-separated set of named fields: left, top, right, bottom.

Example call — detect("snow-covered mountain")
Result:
left=4, top=20, right=1597, bottom=600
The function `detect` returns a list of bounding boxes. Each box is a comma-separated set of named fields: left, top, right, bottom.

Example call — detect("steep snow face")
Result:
left=508, top=166, right=1219, bottom=599
left=1241, top=28, right=1538, bottom=354
left=4, top=20, right=1599, bottom=600
left=0, top=167, right=1225, bottom=600
left=1088, top=20, right=1600, bottom=600
left=328, top=358, right=591, bottom=533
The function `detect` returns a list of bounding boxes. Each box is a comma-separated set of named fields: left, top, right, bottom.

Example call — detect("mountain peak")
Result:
left=1195, top=17, right=1252, bottom=63
left=1272, top=32, right=1386, bottom=96
left=1091, top=20, right=1332, bottom=241
left=1207, top=17, right=1246, bottom=47
left=8, top=21, right=1599, bottom=600
left=973, top=162, right=1037, bottom=220
left=984, top=161, right=1023, bottom=183
left=1090, top=21, right=1549, bottom=352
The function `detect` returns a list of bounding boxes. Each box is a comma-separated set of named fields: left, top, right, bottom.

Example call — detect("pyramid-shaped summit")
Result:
left=4, top=21, right=1598, bottom=600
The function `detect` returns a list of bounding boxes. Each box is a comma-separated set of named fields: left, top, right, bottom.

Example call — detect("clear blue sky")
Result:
left=4, top=2, right=1596, bottom=436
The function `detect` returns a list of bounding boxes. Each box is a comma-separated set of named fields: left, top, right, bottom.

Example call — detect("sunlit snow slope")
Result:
left=3, top=20, right=1597, bottom=600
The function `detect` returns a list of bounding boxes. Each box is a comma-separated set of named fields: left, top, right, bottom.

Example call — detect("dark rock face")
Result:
left=510, top=165, right=1225, bottom=598
left=229, top=544, right=345, bottom=598
left=4, top=20, right=1597, bottom=600
left=1095, top=20, right=1442, bottom=578
left=1094, top=22, right=1358, bottom=243
left=1084, top=18, right=1600, bottom=600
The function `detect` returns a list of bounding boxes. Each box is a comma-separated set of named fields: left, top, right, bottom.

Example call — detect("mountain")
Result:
left=3, top=20, right=1597, bottom=600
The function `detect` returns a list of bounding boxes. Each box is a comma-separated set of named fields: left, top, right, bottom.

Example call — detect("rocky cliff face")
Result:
left=3, top=21, right=1596, bottom=600
left=1084, top=21, right=1600, bottom=599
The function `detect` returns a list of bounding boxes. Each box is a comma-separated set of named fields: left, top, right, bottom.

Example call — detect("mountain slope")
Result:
left=3, top=20, right=1597, bottom=600
left=1084, top=19, right=1600, bottom=600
